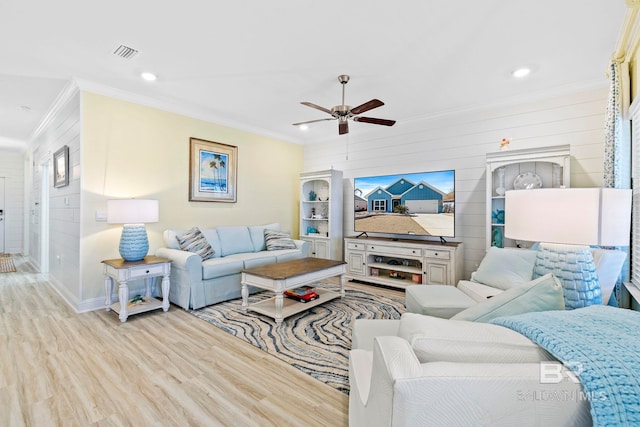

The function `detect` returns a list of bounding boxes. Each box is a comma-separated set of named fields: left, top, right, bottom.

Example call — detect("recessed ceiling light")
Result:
left=299, top=125, right=309, bottom=131
left=512, top=67, right=531, bottom=78
left=141, top=72, right=157, bottom=81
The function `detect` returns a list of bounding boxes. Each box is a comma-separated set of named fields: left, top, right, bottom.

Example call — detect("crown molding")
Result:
left=29, top=81, right=80, bottom=145
left=73, top=78, right=300, bottom=146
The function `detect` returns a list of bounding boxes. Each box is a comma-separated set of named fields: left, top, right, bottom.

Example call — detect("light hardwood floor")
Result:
left=0, top=257, right=404, bottom=427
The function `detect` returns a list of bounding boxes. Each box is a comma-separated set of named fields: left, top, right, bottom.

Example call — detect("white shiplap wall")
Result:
left=29, top=88, right=81, bottom=308
left=303, top=86, right=608, bottom=279
left=0, top=150, right=25, bottom=254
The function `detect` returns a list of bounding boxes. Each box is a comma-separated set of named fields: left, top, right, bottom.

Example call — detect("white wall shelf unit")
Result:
left=344, top=236, right=463, bottom=289
left=485, top=144, right=570, bottom=251
left=300, top=169, right=343, bottom=260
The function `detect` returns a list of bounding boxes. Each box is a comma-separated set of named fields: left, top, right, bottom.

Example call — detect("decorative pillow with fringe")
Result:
left=264, top=229, right=297, bottom=251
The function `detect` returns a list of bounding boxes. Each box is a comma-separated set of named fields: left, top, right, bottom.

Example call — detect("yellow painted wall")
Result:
left=80, top=92, right=303, bottom=302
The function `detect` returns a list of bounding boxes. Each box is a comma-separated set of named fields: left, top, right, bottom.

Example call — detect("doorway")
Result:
left=40, top=161, right=49, bottom=273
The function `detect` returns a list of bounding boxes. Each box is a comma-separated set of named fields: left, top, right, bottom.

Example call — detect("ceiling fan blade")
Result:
left=339, top=120, right=349, bottom=135
left=350, top=99, right=384, bottom=115
left=353, top=116, right=396, bottom=126
left=292, top=118, right=335, bottom=126
left=301, top=102, right=333, bottom=115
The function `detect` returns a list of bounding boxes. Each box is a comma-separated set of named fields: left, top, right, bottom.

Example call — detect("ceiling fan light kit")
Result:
left=293, top=75, right=396, bottom=135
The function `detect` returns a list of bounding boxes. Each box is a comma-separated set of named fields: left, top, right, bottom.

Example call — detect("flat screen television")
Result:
left=354, top=170, right=455, bottom=239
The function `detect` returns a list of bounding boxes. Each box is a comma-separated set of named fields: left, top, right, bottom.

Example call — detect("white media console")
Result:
left=344, top=236, right=463, bottom=288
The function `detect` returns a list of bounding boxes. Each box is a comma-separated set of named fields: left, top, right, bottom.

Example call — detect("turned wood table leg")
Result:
left=161, top=274, right=170, bottom=312
left=241, top=281, right=249, bottom=312
left=105, top=276, right=114, bottom=311
left=274, top=291, right=284, bottom=325
left=118, top=280, right=129, bottom=323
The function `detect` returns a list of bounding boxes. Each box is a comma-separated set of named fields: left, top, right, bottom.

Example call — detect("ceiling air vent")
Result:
left=113, top=44, right=139, bottom=59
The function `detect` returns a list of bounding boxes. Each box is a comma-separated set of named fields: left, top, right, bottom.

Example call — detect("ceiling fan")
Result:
left=293, top=75, right=396, bottom=135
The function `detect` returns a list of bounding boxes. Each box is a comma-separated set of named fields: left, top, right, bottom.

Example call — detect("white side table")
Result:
left=103, top=256, right=171, bottom=322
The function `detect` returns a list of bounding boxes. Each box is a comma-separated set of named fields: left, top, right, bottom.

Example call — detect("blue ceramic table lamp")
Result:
left=107, top=199, right=159, bottom=262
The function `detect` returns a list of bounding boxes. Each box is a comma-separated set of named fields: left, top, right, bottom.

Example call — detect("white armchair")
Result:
left=349, top=314, right=592, bottom=427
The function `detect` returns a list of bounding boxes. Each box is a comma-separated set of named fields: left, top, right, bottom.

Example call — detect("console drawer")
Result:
left=347, top=242, right=365, bottom=251
left=367, top=244, right=421, bottom=257
left=424, top=250, right=450, bottom=260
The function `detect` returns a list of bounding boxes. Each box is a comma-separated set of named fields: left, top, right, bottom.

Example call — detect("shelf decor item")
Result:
left=308, top=190, right=317, bottom=201
left=189, top=137, right=237, bottom=202
left=107, top=199, right=159, bottom=261
left=496, top=167, right=506, bottom=195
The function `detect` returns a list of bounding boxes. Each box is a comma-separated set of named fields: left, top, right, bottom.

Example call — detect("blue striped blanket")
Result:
left=491, top=305, right=640, bottom=427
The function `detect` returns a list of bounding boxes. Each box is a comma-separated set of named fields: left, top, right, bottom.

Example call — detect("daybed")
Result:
left=156, top=223, right=308, bottom=310
left=406, top=246, right=627, bottom=318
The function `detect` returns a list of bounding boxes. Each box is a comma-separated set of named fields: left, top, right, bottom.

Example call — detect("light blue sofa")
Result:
left=155, top=223, right=308, bottom=310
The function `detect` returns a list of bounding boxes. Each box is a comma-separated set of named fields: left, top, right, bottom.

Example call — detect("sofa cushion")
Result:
left=249, top=223, right=281, bottom=251
left=272, top=248, right=304, bottom=263
left=397, top=312, right=552, bottom=363
left=264, top=229, right=297, bottom=250
left=451, top=274, right=565, bottom=323
left=201, top=257, right=245, bottom=280
left=164, top=229, right=186, bottom=250
left=227, top=252, right=277, bottom=269
left=176, top=227, right=216, bottom=260
left=216, top=226, right=255, bottom=256
left=200, top=228, right=222, bottom=258
left=473, top=247, right=537, bottom=290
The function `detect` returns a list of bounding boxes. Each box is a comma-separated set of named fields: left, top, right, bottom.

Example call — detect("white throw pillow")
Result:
left=473, top=247, right=537, bottom=290
left=451, top=274, right=565, bottom=323
left=397, top=312, right=553, bottom=363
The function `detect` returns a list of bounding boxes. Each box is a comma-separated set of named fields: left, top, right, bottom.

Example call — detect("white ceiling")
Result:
left=0, top=1, right=627, bottom=151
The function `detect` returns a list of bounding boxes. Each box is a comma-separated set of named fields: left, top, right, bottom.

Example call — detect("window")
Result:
left=373, top=200, right=387, bottom=212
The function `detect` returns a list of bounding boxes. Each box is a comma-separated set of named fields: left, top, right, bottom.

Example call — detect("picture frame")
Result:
left=189, top=137, right=238, bottom=202
left=53, top=145, right=69, bottom=188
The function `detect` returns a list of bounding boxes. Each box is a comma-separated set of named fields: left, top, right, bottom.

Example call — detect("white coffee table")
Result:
left=240, top=258, right=346, bottom=324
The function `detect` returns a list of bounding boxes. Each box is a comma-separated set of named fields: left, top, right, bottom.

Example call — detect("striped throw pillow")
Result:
left=176, top=227, right=216, bottom=260
left=264, top=229, right=297, bottom=251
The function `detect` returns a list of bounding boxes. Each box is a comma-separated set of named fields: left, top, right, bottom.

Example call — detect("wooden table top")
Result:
left=242, top=257, right=345, bottom=280
left=101, top=256, right=171, bottom=269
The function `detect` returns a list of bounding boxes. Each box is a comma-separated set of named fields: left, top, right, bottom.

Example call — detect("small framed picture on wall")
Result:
left=53, top=145, right=69, bottom=188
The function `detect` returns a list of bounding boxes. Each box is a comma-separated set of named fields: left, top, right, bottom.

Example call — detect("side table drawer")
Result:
left=128, top=263, right=166, bottom=279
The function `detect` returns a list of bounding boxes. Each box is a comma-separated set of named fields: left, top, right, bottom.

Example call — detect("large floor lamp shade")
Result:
left=505, top=188, right=632, bottom=309
left=107, top=199, right=159, bottom=262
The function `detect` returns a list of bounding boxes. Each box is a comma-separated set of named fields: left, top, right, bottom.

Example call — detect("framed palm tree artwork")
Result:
left=189, top=137, right=238, bottom=202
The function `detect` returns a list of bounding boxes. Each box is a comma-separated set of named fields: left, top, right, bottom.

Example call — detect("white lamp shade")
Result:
left=505, top=188, right=631, bottom=246
left=107, top=199, right=159, bottom=224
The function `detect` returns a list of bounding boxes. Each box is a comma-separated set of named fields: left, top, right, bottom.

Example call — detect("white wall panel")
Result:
left=304, top=87, right=608, bottom=279
left=29, top=88, right=81, bottom=307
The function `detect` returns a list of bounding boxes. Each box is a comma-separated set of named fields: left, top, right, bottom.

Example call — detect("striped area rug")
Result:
left=191, top=282, right=405, bottom=394
left=0, top=254, right=16, bottom=273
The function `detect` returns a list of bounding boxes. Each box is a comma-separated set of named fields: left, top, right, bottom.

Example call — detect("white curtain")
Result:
left=603, top=60, right=631, bottom=305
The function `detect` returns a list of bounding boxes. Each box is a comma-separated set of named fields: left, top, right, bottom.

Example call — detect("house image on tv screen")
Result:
left=354, top=170, right=455, bottom=237
left=365, top=178, right=446, bottom=213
